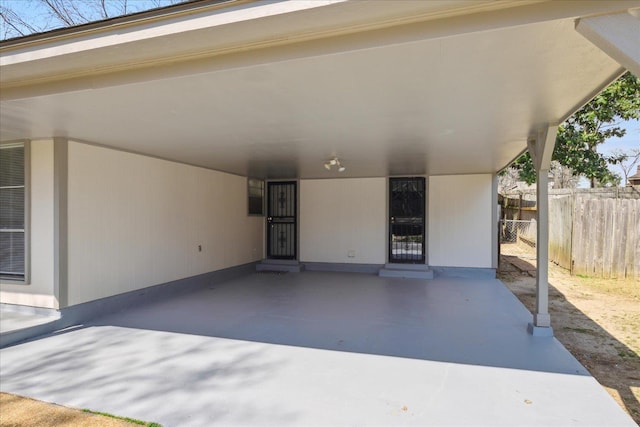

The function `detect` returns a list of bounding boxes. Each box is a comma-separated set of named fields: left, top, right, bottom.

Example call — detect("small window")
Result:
left=0, top=142, right=27, bottom=281
left=248, top=178, right=264, bottom=216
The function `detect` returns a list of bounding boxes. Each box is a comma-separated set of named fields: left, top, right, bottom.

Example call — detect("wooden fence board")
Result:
left=601, top=198, right=614, bottom=278
left=613, top=200, right=627, bottom=279
left=550, top=196, right=639, bottom=280
left=571, top=197, right=586, bottom=276
left=571, top=198, right=640, bottom=279
left=625, top=200, right=639, bottom=279
left=549, top=195, right=573, bottom=269
left=585, top=199, right=596, bottom=276
left=508, top=189, right=639, bottom=279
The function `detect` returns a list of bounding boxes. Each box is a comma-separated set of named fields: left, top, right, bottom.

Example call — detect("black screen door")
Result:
left=389, top=177, right=426, bottom=264
left=267, top=181, right=297, bottom=259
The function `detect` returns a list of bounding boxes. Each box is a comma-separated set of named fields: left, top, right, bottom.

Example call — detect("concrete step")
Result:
left=383, top=263, right=431, bottom=271
left=260, top=259, right=301, bottom=266
left=378, top=265, right=434, bottom=279
left=256, top=260, right=304, bottom=273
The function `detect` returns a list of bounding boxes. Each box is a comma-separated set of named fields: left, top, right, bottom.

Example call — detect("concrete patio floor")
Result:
left=0, top=307, right=59, bottom=335
left=0, top=272, right=635, bottom=426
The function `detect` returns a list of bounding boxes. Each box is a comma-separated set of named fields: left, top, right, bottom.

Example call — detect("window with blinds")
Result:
left=248, top=178, right=264, bottom=216
left=0, top=143, right=26, bottom=280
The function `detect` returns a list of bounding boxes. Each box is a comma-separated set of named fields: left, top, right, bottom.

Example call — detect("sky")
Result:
left=1, top=0, right=184, bottom=39
left=597, top=119, right=640, bottom=186
left=1, top=0, right=639, bottom=185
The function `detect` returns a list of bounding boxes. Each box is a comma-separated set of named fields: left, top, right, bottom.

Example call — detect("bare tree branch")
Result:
left=1, top=0, right=188, bottom=40
left=615, top=148, right=640, bottom=185
left=100, top=0, right=109, bottom=19
left=1, top=5, right=40, bottom=38
left=41, top=0, right=76, bottom=26
left=67, top=0, right=88, bottom=23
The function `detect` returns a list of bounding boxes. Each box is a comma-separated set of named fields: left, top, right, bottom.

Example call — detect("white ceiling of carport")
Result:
left=0, top=1, right=627, bottom=179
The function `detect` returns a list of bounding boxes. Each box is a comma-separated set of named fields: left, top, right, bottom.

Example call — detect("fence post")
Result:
left=518, top=194, right=522, bottom=220
left=570, top=192, right=575, bottom=275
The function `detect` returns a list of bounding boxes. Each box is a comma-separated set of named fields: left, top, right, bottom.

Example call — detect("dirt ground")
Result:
left=499, top=246, right=640, bottom=425
left=1, top=253, right=638, bottom=426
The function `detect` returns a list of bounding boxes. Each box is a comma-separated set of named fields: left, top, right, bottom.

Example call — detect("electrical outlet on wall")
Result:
left=348, top=250, right=356, bottom=258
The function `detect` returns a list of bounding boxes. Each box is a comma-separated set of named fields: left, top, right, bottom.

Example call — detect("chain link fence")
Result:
left=500, top=219, right=537, bottom=259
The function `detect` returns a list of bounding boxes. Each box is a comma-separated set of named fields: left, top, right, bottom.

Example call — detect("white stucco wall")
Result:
left=428, top=174, right=493, bottom=268
left=300, top=178, right=386, bottom=264
left=0, top=140, right=57, bottom=309
left=66, top=141, right=263, bottom=306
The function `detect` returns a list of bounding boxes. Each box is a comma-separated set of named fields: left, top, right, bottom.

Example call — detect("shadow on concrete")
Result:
left=0, top=323, right=297, bottom=425
left=70, top=271, right=591, bottom=376
left=2, top=270, right=636, bottom=426
left=498, top=255, right=640, bottom=423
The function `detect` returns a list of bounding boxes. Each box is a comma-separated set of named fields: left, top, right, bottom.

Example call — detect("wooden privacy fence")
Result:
left=549, top=195, right=639, bottom=280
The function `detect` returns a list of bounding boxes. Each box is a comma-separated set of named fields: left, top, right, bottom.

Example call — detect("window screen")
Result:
left=0, top=143, right=25, bottom=280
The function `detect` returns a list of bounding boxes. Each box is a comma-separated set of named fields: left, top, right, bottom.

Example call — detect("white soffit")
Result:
left=0, top=0, right=636, bottom=179
left=576, top=10, right=640, bottom=77
left=0, top=0, right=518, bottom=87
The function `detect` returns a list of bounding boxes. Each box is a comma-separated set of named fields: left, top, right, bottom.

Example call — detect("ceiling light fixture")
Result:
left=324, top=157, right=346, bottom=172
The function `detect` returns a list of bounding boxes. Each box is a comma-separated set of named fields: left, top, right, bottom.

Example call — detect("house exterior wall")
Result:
left=300, top=178, right=386, bottom=264
left=2, top=149, right=496, bottom=310
left=1, top=140, right=57, bottom=309
left=428, top=174, right=493, bottom=268
left=65, top=141, right=263, bottom=306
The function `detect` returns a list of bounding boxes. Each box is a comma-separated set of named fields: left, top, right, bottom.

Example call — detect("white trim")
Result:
left=576, top=11, right=640, bottom=78
left=0, top=140, right=30, bottom=284
left=53, top=138, right=68, bottom=307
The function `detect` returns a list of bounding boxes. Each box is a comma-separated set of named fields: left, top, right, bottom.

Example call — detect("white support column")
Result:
left=533, top=168, right=550, bottom=327
left=576, top=11, right=640, bottom=77
left=526, top=126, right=557, bottom=337
left=53, top=138, right=69, bottom=309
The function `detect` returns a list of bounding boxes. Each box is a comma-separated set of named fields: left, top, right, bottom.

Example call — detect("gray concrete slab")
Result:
left=0, top=272, right=634, bottom=426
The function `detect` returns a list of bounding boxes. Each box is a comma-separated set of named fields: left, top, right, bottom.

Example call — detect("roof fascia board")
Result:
left=0, top=0, right=250, bottom=48
left=576, top=10, right=640, bottom=77
left=2, top=1, right=638, bottom=97
left=0, top=0, right=345, bottom=64
left=5, top=0, right=639, bottom=63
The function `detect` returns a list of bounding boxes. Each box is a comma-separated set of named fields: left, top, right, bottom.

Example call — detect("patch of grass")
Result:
left=563, top=326, right=599, bottom=336
left=82, top=409, right=162, bottom=426
left=614, top=346, right=639, bottom=360
left=572, top=276, right=640, bottom=300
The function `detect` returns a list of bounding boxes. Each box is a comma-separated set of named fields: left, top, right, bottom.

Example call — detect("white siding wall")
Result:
left=66, top=141, right=263, bottom=306
left=0, top=140, right=57, bottom=309
left=428, top=174, right=493, bottom=268
left=300, top=178, right=386, bottom=264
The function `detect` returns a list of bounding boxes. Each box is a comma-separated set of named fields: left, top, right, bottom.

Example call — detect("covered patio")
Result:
left=2, top=0, right=639, bottom=334
left=0, top=271, right=634, bottom=426
left=1, top=1, right=639, bottom=424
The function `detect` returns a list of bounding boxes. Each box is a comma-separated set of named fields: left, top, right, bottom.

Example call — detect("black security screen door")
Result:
left=267, top=181, right=297, bottom=259
left=389, top=177, right=426, bottom=264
